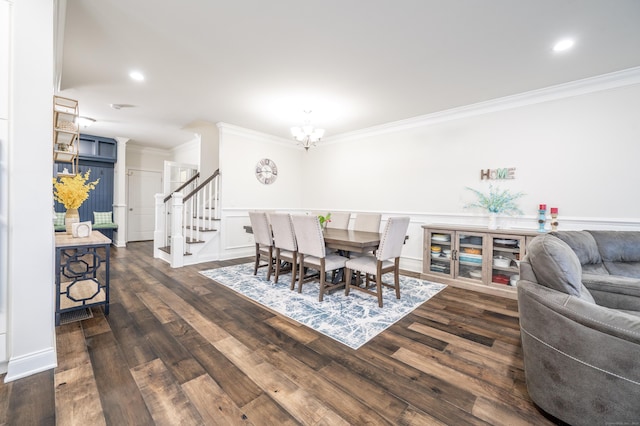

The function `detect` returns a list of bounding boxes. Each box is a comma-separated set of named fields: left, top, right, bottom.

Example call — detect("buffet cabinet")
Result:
left=421, top=224, right=541, bottom=299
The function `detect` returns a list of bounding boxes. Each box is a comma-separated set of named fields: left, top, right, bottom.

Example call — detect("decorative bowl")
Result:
left=469, top=270, right=482, bottom=279
left=493, top=256, right=512, bottom=268
left=510, top=274, right=520, bottom=286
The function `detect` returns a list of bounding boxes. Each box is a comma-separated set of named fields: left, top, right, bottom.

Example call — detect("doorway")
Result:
left=163, top=161, right=198, bottom=195
left=127, top=169, right=162, bottom=242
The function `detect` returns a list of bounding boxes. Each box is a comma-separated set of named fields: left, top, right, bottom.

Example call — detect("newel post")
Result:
left=170, top=192, right=185, bottom=268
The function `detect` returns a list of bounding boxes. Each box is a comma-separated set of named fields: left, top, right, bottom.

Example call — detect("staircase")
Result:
left=154, top=170, right=221, bottom=267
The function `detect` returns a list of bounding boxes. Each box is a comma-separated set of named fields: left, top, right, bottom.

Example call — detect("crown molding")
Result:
left=171, top=137, right=199, bottom=154
left=218, top=122, right=297, bottom=148
left=126, top=143, right=171, bottom=155
left=324, top=66, right=640, bottom=144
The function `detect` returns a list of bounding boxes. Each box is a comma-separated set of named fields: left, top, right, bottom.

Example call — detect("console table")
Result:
left=54, top=231, right=110, bottom=325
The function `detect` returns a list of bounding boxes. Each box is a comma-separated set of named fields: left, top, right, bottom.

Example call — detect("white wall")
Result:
left=286, top=79, right=640, bottom=272
left=126, top=144, right=172, bottom=172
left=218, top=124, right=304, bottom=258
left=0, top=0, right=10, bottom=371
left=219, top=124, right=304, bottom=210
left=172, top=137, right=200, bottom=166
left=303, top=82, right=640, bottom=221
left=5, top=0, right=57, bottom=381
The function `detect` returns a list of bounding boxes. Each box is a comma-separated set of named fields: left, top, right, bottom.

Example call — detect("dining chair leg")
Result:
left=297, top=254, right=305, bottom=293
left=289, top=254, right=297, bottom=291
left=394, top=258, right=401, bottom=299
left=318, top=258, right=327, bottom=302
left=376, top=262, right=384, bottom=307
left=274, top=250, right=281, bottom=283
left=375, top=276, right=384, bottom=307
left=345, top=267, right=352, bottom=296
left=319, top=269, right=326, bottom=302
left=253, top=243, right=260, bottom=275
left=266, top=247, right=273, bottom=281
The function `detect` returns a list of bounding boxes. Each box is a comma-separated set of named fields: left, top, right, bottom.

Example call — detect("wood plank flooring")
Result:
left=0, top=241, right=562, bottom=425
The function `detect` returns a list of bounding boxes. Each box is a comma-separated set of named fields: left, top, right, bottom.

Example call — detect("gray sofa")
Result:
left=517, top=233, right=640, bottom=426
left=551, top=230, right=640, bottom=310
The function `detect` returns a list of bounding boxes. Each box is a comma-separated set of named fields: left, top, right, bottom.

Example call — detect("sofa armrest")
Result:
left=517, top=280, right=640, bottom=425
left=519, top=281, right=640, bottom=344
left=582, top=273, right=640, bottom=311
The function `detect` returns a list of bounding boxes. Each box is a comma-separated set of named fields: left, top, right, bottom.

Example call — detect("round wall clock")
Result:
left=255, top=158, right=278, bottom=185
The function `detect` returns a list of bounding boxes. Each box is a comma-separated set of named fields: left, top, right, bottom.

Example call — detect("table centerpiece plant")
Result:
left=464, top=184, right=525, bottom=229
left=318, top=212, right=332, bottom=229
left=53, top=170, right=99, bottom=233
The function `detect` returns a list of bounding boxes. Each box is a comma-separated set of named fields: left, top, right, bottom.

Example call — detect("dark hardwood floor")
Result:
left=0, top=241, right=559, bottom=425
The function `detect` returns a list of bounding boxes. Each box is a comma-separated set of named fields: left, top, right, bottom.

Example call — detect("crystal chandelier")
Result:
left=290, top=110, right=325, bottom=151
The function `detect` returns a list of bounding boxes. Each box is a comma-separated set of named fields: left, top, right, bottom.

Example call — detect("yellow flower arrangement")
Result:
left=52, top=170, right=100, bottom=209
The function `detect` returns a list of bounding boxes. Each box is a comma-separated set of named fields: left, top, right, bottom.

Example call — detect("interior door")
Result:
left=127, top=169, right=162, bottom=242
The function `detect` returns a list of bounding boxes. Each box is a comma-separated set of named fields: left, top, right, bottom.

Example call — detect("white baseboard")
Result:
left=4, top=347, right=57, bottom=383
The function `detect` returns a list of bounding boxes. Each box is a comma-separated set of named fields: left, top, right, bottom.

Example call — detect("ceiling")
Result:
left=57, top=0, right=640, bottom=149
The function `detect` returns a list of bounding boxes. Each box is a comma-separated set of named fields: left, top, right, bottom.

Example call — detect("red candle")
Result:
left=551, top=207, right=558, bottom=214
left=539, top=204, right=547, bottom=211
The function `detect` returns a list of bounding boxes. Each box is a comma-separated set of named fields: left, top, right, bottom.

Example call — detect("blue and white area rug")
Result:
left=200, top=263, right=446, bottom=350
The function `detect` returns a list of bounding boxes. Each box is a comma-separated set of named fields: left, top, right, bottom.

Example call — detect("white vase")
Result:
left=488, top=213, right=498, bottom=230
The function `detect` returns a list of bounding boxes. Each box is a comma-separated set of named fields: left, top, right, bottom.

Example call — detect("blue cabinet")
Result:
left=79, top=134, right=117, bottom=163
left=54, top=161, right=114, bottom=224
left=54, top=134, right=118, bottom=238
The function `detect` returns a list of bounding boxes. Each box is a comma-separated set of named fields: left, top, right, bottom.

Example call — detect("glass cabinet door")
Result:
left=490, top=235, right=525, bottom=287
left=456, top=232, right=485, bottom=281
left=426, top=230, right=454, bottom=278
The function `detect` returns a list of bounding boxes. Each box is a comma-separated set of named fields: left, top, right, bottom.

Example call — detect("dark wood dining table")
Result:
left=322, top=228, right=381, bottom=254
left=243, top=225, right=382, bottom=254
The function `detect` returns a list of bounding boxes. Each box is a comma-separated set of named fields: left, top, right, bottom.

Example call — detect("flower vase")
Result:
left=488, top=213, right=498, bottom=230
left=65, top=208, right=80, bottom=234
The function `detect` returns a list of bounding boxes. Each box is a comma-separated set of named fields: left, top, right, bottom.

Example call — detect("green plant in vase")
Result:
left=464, top=184, right=525, bottom=229
left=318, top=212, right=332, bottom=229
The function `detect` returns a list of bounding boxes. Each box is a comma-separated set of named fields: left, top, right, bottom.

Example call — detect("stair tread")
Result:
left=185, top=226, right=217, bottom=232
left=158, top=246, right=192, bottom=256
left=185, top=237, right=204, bottom=244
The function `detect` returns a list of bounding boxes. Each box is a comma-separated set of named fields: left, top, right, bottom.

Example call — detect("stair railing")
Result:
left=163, top=172, right=199, bottom=248
left=182, top=169, right=220, bottom=247
left=154, top=170, right=220, bottom=266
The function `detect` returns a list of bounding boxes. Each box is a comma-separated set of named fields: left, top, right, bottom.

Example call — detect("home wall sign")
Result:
left=480, top=167, right=516, bottom=180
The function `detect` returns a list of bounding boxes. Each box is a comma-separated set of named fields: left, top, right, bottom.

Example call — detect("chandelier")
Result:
left=290, top=110, right=325, bottom=151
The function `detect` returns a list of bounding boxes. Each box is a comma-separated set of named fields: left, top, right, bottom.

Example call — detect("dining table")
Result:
left=243, top=225, right=382, bottom=254
left=322, top=228, right=381, bottom=254
left=244, top=223, right=407, bottom=284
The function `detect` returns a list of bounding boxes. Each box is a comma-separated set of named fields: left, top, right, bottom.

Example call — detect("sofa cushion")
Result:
left=525, top=234, right=595, bottom=303
left=588, top=230, right=640, bottom=279
left=550, top=231, right=602, bottom=265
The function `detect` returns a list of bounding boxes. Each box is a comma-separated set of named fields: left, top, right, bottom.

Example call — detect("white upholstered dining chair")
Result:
left=248, top=211, right=274, bottom=280
left=291, top=214, right=349, bottom=302
left=268, top=212, right=299, bottom=290
left=344, top=216, right=410, bottom=307
left=325, top=212, right=351, bottom=230
left=353, top=213, right=382, bottom=233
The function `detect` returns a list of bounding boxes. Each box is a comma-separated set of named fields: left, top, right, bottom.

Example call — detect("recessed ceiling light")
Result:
left=553, top=38, right=575, bottom=52
left=109, top=103, right=135, bottom=110
left=129, top=70, right=145, bottom=81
